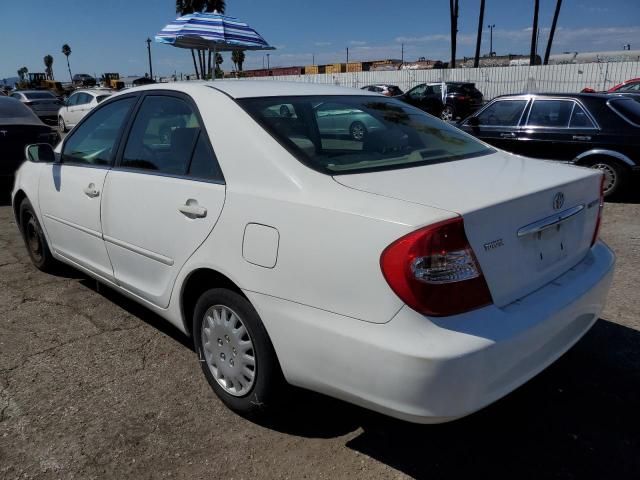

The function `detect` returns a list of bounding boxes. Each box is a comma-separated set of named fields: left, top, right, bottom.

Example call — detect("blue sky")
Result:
left=2, top=0, right=639, bottom=80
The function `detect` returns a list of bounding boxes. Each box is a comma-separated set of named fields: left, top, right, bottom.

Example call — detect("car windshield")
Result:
left=608, top=97, right=640, bottom=126
left=447, top=83, right=477, bottom=94
left=239, top=95, right=494, bottom=174
left=24, top=91, right=56, bottom=99
left=96, top=95, right=111, bottom=103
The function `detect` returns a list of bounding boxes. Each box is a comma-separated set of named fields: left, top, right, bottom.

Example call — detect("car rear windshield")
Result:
left=608, top=98, right=640, bottom=126
left=0, top=99, right=34, bottom=118
left=387, top=86, right=403, bottom=95
left=447, top=83, right=478, bottom=94
left=24, top=91, right=56, bottom=99
left=238, top=95, right=494, bottom=175
left=96, top=95, right=110, bottom=103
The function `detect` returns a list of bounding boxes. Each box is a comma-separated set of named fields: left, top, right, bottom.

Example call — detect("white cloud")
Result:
left=314, top=41, right=332, bottom=47
left=349, top=40, right=367, bottom=46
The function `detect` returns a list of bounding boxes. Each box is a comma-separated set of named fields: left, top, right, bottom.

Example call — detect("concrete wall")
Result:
left=237, top=61, right=640, bottom=100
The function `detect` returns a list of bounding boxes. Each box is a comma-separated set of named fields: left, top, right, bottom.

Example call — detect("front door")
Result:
left=101, top=93, right=226, bottom=308
left=39, top=96, right=137, bottom=280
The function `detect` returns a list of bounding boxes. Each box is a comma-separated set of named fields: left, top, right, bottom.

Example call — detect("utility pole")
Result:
left=488, top=24, right=495, bottom=56
left=146, top=37, right=153, bottom=80
left=346, top=47, right=349, bottom=64
left=312, top=53, right=315, bottom=65
left=401, top=43, right=404, bottom=65
left=474, top=0, right=486, bottom=68
left=449, top=0, right=459, bottom=68
left=530, top=0, right=540, bottom=66
left=266, top=53, right=270, bottom=71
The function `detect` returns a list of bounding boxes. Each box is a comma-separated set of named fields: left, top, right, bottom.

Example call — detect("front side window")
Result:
left=526, top=99, right=573, bottom=128
left=240, top=95, right=494, bottom=175
left=121, top=95, right=222, bottom=180
left=61, top=97, right=136, bottom=166
left=67, top=94, right=79, bottom=106
left=475, top=100, right=527, bottom=126
left=407, top=85, right=427, bottom=99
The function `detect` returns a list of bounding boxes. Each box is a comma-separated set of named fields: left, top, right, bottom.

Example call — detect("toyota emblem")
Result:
left=553, top=192, right=565, bottom=210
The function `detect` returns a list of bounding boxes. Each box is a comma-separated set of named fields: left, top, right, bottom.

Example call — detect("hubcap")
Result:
left=201, top=305, right=256, bottom=397
left=351, top=124, right=365, bottom=140
left=592, top=163, right=616, bottom=194
left=58, top=117, right=64, bottom=130
left=25, top=216, right=43, bottom=262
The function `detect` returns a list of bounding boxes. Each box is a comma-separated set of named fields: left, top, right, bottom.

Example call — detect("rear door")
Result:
left=39, top=95, right=137, bottom=280
left=101, top=92, right=225, bottom=308
left=518, top=98, right=596, bottom=160
left=461, top=98, right=529, bottom=152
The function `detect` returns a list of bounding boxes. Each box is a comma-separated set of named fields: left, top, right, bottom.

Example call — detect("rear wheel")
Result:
left=193, top=288, right=283, bottom=415
left=349, top=121, right=367, bottom=140
left=440, top=105, right=455, bottom=122
left=19, top=199, right=58, bottom=272
left=584, top=157, right=628, bottom=198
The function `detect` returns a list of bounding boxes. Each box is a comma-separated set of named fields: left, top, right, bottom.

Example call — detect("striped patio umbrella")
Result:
left=155, top=12, right=274, bottom=52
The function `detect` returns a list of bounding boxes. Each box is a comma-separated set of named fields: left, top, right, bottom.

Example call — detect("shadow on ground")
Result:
left=77, top=268, right=640, bottom=479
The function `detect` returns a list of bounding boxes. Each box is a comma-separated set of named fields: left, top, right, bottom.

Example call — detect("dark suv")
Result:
left=399, top=82, right=484, bottom=121
left=459, top=93, right=640, bottom=197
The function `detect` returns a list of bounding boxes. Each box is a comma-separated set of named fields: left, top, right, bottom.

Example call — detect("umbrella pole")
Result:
left=208, top=49, right=212, bottom=80
left=190, top=49, right=200, bottom=79
left=199, top=50, right=206, bottom=80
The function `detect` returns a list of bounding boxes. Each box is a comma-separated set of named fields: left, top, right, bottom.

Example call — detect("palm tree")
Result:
left=176, top=0, right=226, bottom=79
left=473, top=0, right=485, bottom=68
left=44, top=55, right=54, bottom=80
left=529, top=0, right=539, bottom=66
left=62, top=44, right=73, bottom=81
left=449, top=0, right=459, bottom=68
left=544, top=0, right=563, bottom=65
left=231, top=50, right=245, bottom=72
left=17, top=67, right=28, bottom=82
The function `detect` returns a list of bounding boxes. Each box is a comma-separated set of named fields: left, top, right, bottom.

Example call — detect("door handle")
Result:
left=179, top=201, right=207, bottom=219
left=83, top=183, right=100, bottom=198
left=572, top=135, right=591, bottom=141
left=500, top=132, right=516, bottom=138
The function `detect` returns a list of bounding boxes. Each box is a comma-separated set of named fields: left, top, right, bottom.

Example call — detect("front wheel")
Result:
left=19, top=199, right=58, bottom=272
left=193, top=288, right=283, bottom=415
left=585, top=157, right=628, bottom=198
left=58, top=115, right=67, bottom=132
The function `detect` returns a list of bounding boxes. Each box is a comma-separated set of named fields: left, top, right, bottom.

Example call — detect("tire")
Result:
left=19, top=199, right=58, bottom=272
left=440, top=105, right=455, bottom=122
left=58, top=115, right=67, bottom=132
left=193, top=288, right=283, bottom=415
left=584, top=157, right=628, bottom=198
left=349, top=121, right=367, bottom=141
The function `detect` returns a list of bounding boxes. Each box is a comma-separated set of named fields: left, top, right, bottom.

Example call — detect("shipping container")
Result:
left=325, top=63, right=346, bottom=74
left=271, top=66, right=304, bottom=76
left=346, top=62, right=363, bottom=73
left=305, top=65, right=326, bottom=75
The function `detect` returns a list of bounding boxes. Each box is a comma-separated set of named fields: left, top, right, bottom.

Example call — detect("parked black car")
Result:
left=360, top=84, right=404, bottom=97
left=459, top=93, right=640, bottom=196
left=0, top=97, right=59, bottom=192
left=399, top=82, right=484, bottom=121
left=72, top=73, right=97, bottom=88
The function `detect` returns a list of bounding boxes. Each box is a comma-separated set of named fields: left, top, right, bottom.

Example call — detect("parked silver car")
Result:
left=10, top=90, right=63, bottom=124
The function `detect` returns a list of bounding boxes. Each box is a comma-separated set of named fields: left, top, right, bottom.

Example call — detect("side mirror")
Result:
left=467, top=116, right=480, bottom=127
left=25, top=143, right=55, bottom=163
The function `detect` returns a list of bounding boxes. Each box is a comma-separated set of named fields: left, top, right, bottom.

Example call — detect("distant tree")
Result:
left=62, top=44, right=73, bottom=81
left=17, top=66, right=28, bottom=82
left=44, top=55, right=54, bottom=80
left=232, top=50, right=246, bottom=71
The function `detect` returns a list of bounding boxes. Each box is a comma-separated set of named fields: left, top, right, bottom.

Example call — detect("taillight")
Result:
left=380, top=217, right=492, bottom=317
left=590, top=173, right=605, bottom=247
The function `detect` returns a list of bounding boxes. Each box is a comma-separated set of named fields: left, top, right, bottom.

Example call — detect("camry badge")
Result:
left=484, top=238, right=504, bottom=251
left=553, top=192, right=565, bottom=211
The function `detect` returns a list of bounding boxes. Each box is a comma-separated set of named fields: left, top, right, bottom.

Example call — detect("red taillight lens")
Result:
left=590, top=173, right=605, bottom=247
left=380, top=217, right=493, bottom=317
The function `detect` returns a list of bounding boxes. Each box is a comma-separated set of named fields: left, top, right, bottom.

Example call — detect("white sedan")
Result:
left=12, top=81, right=614, bottom=423
left=58, top=88, right=113, bottom=132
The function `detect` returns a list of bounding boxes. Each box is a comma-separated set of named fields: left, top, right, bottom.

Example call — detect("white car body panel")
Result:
left=11, top=81, right=615, bottom=423
left=58, top=89, right=112, bottom=129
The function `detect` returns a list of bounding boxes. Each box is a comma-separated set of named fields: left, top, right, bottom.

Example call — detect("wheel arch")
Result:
left=12, top=189, right=28, bottom=230
left=179, top=267, right=247, bottom=337
left=573, top=149, right=635, bottom=168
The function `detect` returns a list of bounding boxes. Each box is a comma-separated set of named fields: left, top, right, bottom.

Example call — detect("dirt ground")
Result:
left=0, top=193, right=638, bottom=480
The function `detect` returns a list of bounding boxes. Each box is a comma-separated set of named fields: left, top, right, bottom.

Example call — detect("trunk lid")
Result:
left=333, top=152, right=601, bottom=307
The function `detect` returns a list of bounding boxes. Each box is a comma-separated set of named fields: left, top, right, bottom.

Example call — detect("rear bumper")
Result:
left=248, top=241, right=615, bottom=423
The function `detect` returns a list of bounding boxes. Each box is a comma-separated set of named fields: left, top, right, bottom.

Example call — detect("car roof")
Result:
left=122, top=81, right=379, bottom=99
left=14, top=90, right=56, bottom=95
left=493, top=92, right=617, bottom=101
left=72, top=89, right=113, bottom=96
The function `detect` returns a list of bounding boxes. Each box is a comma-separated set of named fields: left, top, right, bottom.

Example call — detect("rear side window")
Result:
left=61, top=97, right=135, bottom=166
left=608, top=98, right=640, bottom=127
left=121, top=95, right=223, bottom=180
left=526, top=100, right=573, bottom=127
left=475, top=100, right=527, bottom=126
left=569, top=103, right=596, bottom=128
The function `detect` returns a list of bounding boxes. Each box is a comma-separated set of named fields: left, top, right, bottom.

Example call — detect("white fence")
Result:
left=240, top=61, right=640, bottom=100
